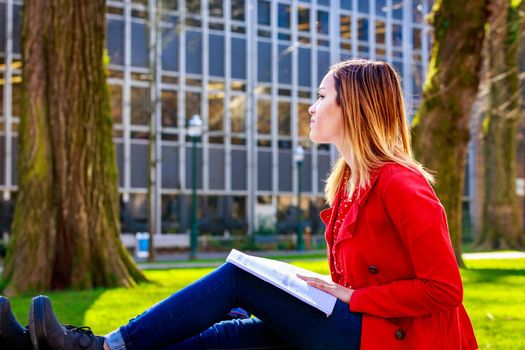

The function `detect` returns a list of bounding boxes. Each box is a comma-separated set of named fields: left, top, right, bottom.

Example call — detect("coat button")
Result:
left=367, top=265, right=379, bottom=274
left=395, top=329, right=406, bottom=340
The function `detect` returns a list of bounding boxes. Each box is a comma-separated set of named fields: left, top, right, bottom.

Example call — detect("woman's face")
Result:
left=308, top=72, right=343, bottom=146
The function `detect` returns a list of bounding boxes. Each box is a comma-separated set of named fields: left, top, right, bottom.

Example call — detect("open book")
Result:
left=226, top=249, right=337, bottom=316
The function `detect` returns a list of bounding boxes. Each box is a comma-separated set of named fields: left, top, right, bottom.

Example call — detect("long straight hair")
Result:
left=324, top=59, right=434, bottom=206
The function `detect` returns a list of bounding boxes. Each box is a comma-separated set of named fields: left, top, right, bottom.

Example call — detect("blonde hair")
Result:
left=324, top=59, right=434, bottom=205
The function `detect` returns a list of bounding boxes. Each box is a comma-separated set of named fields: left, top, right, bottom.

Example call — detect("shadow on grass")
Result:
left=6, top=288, right=107, bottom=327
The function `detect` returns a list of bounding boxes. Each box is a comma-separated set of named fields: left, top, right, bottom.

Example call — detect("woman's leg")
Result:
left=107, top=263, right=361, bottom=350
left=160, top=318, right=296, bottom=350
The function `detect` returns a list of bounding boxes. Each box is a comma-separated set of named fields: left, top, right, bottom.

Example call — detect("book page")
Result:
left=226, top=249, right=337, bottom=316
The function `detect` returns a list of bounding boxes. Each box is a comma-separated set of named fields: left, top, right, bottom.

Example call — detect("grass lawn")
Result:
left=6, top=257, right=525, bottom=350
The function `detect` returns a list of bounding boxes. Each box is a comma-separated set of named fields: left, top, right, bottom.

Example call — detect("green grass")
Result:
left=6, top=258, right=525, bottom=349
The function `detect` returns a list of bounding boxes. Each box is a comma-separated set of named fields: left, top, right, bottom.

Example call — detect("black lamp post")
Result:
left=294, top=146, right=305, bottom=251
left=188, top=114, right=203, bottom=260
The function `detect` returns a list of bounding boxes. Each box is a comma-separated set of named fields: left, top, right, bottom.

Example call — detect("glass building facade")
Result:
left=0, top=0, right=436, bottom=237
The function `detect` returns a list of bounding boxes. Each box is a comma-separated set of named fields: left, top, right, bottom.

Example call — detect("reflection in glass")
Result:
left=161, top=90, right=178, bottom=127
left=298, top=7, right=310, bottom=32
left=358, top=0, right=369, bottom=13
left=375, top=20, right=385, bottom=45
left=278, top=45, right=292, bottom=85
left=257, top=99, right=271, bottom=134
left=358, top=18, right=369, bottom=41
left=208, top=93, right=224, bottom=131
left=209, top=34, right=225, bottom=77
left=392, top=24, right=402, bottom=47
left=297, top=103, right=310, bottom=138
left=340, top=0, right=351, bottom=10
left=298, top=48, right=311, bottom=87
left=231, top=0, right=245, bottom=21
left=160, top=0, right=177, bottom=11
left=278, top=4, right=290, bottom=29
left=185, top=92, right=201, bottom=125
left=258, top=0, right=271, bottom=25
left=209, top=0, right=223, bottom=17
left=230, top=95, right=246, bottom=132
left=107, top=19, right=124, bottom=65
left=412, top=0, right=423, bottom=23
left=186, top=31, right=202, bottom=74
left=186, top=0, right=201, bottom=14
left=340, top=15, right=351, bottom=39
left=413, top=28, right=422, bottom=50
left=131, top=22, right=149, bottom=68
left=162, top=27, right=179, bottom=72
left=231, top=37, right=246, bottom=80
left=317, top=11, right=329, bottom=35
left=109, top=84, right=123, bottom=125
left=393, top=0, right=403, bottom=19
left=131, top=87, right=150, bottom=125
left=376, top=0, right=387, bottom=17
left=278, top=101, right=291, bottom=136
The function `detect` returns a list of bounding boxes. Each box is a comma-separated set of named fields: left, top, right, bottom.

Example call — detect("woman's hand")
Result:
left=296, top=274, right=355, bottom=304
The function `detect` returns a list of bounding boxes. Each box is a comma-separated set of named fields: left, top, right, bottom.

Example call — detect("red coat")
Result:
left=320, top=163, right=478, bottom=350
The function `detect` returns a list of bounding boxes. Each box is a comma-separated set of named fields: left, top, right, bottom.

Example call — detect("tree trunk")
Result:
left=2, top=0, right=146, bottom=295
left=412, top=1, right=489, bottom=267
left=477, top=0, right=525, bottom=249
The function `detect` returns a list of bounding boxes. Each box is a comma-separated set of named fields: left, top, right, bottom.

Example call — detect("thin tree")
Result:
left=477, top=0, right=525, bottom=249
left=2, top=0, right=146, bottom=295
left=412, top=1, right=489, bottom=267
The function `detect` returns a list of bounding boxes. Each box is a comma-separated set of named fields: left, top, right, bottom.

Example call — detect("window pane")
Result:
left=209, top=34, right=225, bottom=77
left=185, top=92, right=201, bottom=125
left=278, top=101, right=291, bottom=136
left=278, top=152, right=292, bottom=191
left=298, top=7, right=310, bottom=32
left=131, top=87, right=150, bottom=125
left=209, top=148, right=225, bottom=189
left=132, top=22, right=149, bottom=68
left=231, top=150, right=247, bottom=190
left=0, top=4, right=5, bottom=53
left=257, top=150, right=272, bottom=191
left=161, top=90, right=178, bottom=127
left=358, top=18, right=369, bottom=41
left=209, top=0, right=223, bottom=17
left=231, top=0, right=245, bottom=21
left=208, top=92, right=224, bottom=131
left=107, top=19, right=124, bottom=66
left=162, top=27, right=179, bottom=71
left=413, top=28, right=422, bottom=50
left=317, top=11, right=329, bottom=35
left=278, top=45, right=292, bottom=85
left=413, top=0, right=423, bottom=22
left=109, top=84, right=123, bottom=124
left=298, top=48, right=311, bottom=87
left=186, top=0, right=201, bottom=14
left=11, top=79, right=22, bottom=117
left=358, top=0, right=369, bottom=13
left=340, top=15, right=351, bottom=39
left=161, top=145, right=179, bottom=188
left=317, top=50, right=330, bottom=86
left=186, top=31, right=202, bottom=74
left=392, top=24, right=402, bottom=47
left=231, top=95, right=246, bottom=132
left=258, top=0, right=270, bottom=25
left=130, top=144, right=148, bottom=187
left=257, top=41, right=271, bottom=82
left=318, top=0, right=330, bottom=5
left=340, top=0, right=351, bottom=10
left=13, top=5, right=22, bottom=54
left=231, top=37, right=246, bottom=79
left=257, top=99, right=271, bottom=134
left=393, top=0, right=403, bottom=19
left=375, top=20, right=385, bottom=45
left=278, top=4, right=290, bottom=29
left=297, top=103, right=310, bottom=138
left=160, top=195, right=180, bottom=233
left=161, top=0, right=177, bottom=11
left=376, top=0, right=387, bottom=17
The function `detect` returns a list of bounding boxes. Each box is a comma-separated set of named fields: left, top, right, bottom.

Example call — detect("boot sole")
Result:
left=28, top=296, right=47, bottom=350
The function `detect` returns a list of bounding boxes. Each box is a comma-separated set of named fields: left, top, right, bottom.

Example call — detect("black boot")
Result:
left=28, top=295, right=105, bottom=350
left=0, top=296, right=33, bottom=350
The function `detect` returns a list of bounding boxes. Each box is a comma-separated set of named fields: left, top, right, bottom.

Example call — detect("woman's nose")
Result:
left=308, top=104, right=315, bottom=115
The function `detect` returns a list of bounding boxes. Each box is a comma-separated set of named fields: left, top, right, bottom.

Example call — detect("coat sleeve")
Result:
left=349, top=169, right=463, bottom=318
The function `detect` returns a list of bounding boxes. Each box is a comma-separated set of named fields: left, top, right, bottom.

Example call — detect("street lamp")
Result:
left=293, top=145, right=305, bottom=251
left=188, top=114, right=203, bottom=260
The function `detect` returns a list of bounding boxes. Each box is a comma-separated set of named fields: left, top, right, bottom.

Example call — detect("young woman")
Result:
left=0, top=59, right=478, bottom=350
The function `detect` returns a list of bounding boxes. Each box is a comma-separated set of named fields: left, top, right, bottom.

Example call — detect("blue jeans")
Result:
left=105, top=263, right=362, bottom=350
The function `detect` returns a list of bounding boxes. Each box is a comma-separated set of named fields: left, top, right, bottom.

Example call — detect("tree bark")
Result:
left=412, top=1, right=489, bottom=267
left=2, top=0, right=146, bottom=295
left=477, top=0, right=525, bottom=249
